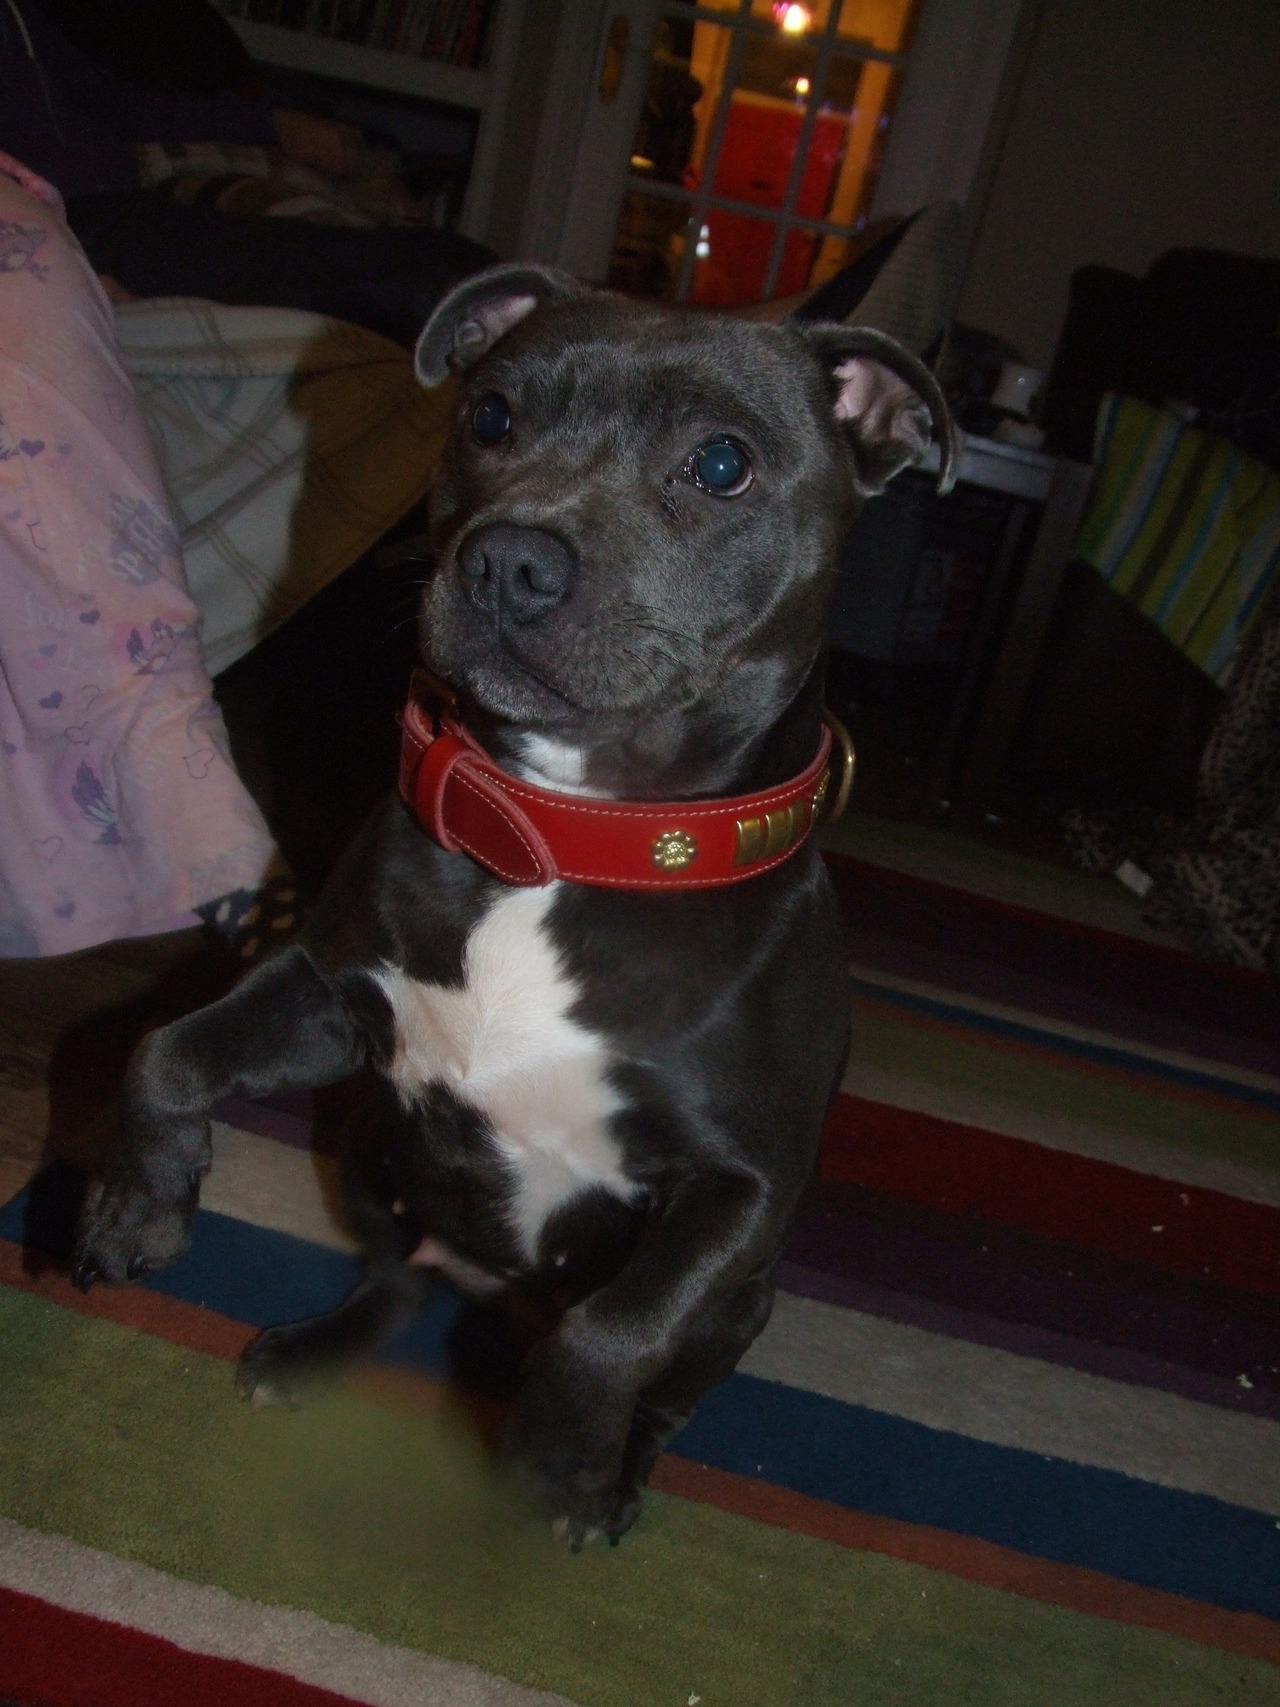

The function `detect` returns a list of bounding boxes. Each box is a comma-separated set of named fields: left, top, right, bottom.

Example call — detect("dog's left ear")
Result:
left=415, top=263, right=587, bottom=387
left=800, top=324, right=957, bottom=498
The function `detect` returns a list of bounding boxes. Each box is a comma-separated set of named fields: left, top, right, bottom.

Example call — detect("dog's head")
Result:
left=414, top=264, right=954, bottom=796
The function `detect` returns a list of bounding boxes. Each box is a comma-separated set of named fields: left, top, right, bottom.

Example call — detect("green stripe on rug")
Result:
left=1, top=1289, right=1275, bottom=1706
left=848, top=1001, right=1280, bottom=1183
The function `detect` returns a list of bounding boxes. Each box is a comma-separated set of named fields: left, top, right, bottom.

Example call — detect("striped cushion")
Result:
left=1074, top=392, right=1280, bottom=683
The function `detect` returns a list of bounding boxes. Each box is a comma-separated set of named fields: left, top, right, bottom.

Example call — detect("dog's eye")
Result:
left=690, top=438, right=751, bottom=496
left=472, top=392, right=512, bottom=445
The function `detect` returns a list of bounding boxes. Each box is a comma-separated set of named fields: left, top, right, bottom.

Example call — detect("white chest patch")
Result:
left=373, top=885, right=634, bottom=1260
left=518, top=733, right=603, bottom=796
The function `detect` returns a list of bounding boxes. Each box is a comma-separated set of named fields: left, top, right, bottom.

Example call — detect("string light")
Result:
left=776, top=3, right=812, bottom=32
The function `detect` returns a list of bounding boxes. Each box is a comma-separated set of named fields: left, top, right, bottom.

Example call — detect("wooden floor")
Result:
left=0, top=927, right=244, bottom=1206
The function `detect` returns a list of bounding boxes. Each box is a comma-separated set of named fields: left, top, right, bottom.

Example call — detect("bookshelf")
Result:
left=219, top=2, right=499, bottom=70
left=216, top=0, right=526, bottom=243
left=229, top=19, right=489, bottom=109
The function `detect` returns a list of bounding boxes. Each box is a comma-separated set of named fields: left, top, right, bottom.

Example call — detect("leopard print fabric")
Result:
left=1065, top=584, right=1280, bottom=972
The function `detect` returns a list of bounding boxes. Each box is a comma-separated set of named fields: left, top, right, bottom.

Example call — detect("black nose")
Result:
left=456, top=523, right=576, bottom=624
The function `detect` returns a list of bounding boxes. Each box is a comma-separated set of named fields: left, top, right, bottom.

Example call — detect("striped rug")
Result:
left=1, top=840, right=1279, bottom=1705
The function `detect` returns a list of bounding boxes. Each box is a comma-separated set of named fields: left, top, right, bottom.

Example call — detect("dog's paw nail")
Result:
left=126, top=1255, right=152, bottom=1282
left=242, top=1374, right=297, bottom=1411
left=551, top=1514, right=603, bottom=1552
left=73, top=1257, right=100, bottom=1293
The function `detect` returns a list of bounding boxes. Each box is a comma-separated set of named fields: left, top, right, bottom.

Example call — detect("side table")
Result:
left=900, top=432, right=1094, bottom=808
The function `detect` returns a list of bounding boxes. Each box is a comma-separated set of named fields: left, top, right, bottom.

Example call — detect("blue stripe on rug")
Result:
left=4, top=1188, right=1277, bottom=1619
left=678, top=1374, right=1280, bottom=1620
left=847, top=931, right=1280, bottom=1077
left=851, top=976, right=1280, bottom=1112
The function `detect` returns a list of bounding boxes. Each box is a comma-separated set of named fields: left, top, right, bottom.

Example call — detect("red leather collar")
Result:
left=398, top=677, right=835, bottom=889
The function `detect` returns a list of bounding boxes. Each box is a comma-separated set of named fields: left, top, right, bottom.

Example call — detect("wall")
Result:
left=957, top=0, right=1280, bottom=367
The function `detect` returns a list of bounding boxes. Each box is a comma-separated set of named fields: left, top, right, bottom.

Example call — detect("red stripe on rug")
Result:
left=0, top=1240, right=254, bottom=1361
left=820, top=1093, right=1280, bottom=1295
left=650, top=1458, right=1280, bottom=1664
left=0, top=1583, right=362, bottom=1707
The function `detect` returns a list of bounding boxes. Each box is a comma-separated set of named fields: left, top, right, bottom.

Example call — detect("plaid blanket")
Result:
left=118, top=297, right=452, bottom=674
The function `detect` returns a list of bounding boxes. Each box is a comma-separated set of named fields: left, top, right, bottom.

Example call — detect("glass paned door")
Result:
left=609, top=0, right=918, bottom=305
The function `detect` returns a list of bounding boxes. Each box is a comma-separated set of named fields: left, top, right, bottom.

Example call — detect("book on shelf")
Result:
left=219, top=0, right=497, bottom=67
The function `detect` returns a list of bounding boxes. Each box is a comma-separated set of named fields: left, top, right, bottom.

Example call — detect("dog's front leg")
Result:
left=75, top=944, right=364, bottom=1288
left=507, top=1168, right=774, bottom=1544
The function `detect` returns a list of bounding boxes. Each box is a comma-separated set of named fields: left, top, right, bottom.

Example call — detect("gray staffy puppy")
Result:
left=74, top=264, right=955, bottom=1546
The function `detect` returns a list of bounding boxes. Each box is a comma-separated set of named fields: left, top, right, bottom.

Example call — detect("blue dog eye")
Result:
left=692, top=438, right=750, bottom=494
left=472, top=392, right=511, bottom=445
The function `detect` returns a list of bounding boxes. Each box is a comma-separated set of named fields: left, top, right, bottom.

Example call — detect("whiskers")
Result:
left=577, top=603, right=702, bottom=707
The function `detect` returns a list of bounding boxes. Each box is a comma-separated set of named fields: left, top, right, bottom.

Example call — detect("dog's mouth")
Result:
left=423, top=587, right=597, bottom=727
left=456, top=640, right=579, bottom=722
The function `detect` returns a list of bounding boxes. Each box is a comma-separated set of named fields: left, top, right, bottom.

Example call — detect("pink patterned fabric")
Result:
left=0, top=153, right=276, bottom=956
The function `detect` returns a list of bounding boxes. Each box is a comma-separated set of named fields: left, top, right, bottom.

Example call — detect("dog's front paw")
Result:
left=505, top=1358, right=641, bottom=1548
left=73, top=1168, right=200, bottom=1291
left=235, top=1319, right=337, bottom=1410
left=236, top=1335, right=303, bottom=1411
left=511, top=1449, right=641, bottom=1551
left=548, top=1477, right=646, bottom=1550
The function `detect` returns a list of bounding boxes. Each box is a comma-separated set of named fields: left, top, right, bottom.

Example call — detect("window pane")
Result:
left=713, top=67, right=821, bottom=213
left=774, top=224, right=822, bottom=296
left=746, top=0, right=918, bottom=53
left=808, top=60, right=901, bottom=283
left=629, top=18, right=718, bottom=187
left=607, top=191, right=693, bottom=300
left=689, top=209, right=779, bottom=306
left=837, top=0, right=919, bottom=55
left=616, top=2, right=916, bottom=304
left=821, top=52, right=864, bottom=115
left=736, top=26, right=820, bottom=108
left=748, top=0, right=835, bottom=33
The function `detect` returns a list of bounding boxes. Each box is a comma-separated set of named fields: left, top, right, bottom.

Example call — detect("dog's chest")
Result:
left=372, top=885, right=634, bottom=1259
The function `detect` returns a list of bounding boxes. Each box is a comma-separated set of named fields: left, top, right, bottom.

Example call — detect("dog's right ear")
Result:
left=414, top=264, right=586, bottom=387
left=799, top=322, right=957, bottom=498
